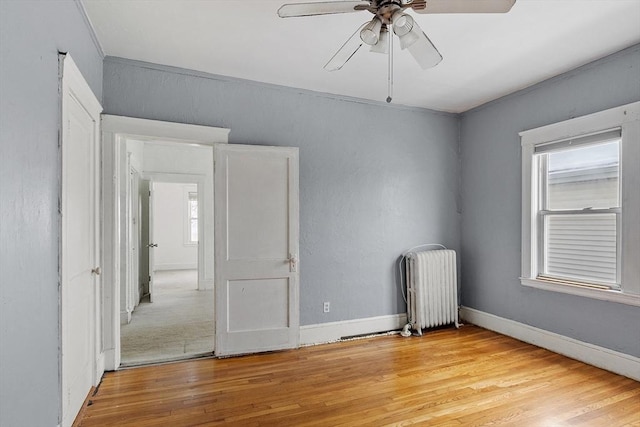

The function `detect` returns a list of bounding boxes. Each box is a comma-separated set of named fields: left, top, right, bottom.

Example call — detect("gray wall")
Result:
left=103, top=57, right=461, bottom=325
left=0, top=1, right=103, bottom=426
left=459, top=45, right=640, bottom=357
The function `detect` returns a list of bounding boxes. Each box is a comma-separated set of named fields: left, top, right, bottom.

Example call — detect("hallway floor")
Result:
left=120, top=269, right=214, bottom=366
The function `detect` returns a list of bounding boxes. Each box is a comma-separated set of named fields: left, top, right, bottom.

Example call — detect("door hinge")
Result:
left=149, top=275, right=151, bottom=282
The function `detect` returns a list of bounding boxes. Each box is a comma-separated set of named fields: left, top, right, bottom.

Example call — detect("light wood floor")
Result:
left=77, top=326, right=639, bottom=426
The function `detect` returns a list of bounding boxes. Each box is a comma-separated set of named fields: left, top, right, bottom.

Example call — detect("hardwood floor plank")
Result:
left=78, top=326, right=639, bottom=426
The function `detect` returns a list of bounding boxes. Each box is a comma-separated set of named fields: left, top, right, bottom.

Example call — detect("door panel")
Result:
left=215, top=144, right=299, bottom=357
left=228, top=278, right=290, bottom=332
left=62, top=98, right=94, bottom=420
left=148, top=180, right=155, bottom=302
left=61, top=56, right=101, bottom=427
left=227, top=154, right=289, bottom=260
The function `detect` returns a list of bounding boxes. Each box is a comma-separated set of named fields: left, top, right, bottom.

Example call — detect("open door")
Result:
left=214, top=144, right=299, bottom=357
left=60, top=54, right=102, bottom=427
left=129, top=167, right=141, bottom=307
left=147, top=180, right=156, bottom=303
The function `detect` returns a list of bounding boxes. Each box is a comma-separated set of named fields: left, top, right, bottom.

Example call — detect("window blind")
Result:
left=534, top=129, right=621, bottom=154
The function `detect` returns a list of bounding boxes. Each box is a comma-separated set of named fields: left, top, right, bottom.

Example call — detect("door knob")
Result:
left=91, top=267, right=101, bottom=275
left=147, top=243, right=158, bottom=248
left=288, top=253, right=298, bottom=272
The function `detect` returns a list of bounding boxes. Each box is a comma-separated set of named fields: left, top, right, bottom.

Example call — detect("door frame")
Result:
left=101, top=115, right=229, bottom=370
left=127, top=164, right=142, bottom=315
left=145, top=174, right=206, bottom=300
left=59, top=54, right=103, bottom=426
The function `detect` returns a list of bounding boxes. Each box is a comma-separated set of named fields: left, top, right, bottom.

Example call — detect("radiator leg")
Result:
left=400, top=323, right=412, bottom=337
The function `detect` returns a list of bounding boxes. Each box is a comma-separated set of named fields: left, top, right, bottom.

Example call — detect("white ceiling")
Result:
left=82, top=0, right=640, bottom=113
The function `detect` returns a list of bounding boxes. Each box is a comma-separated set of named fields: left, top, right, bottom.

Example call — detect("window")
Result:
left=537, top=135, right=620, bottom=287
left=187, top=191, right=198, bottom=244
left=520, top=102, right=640, bottom=306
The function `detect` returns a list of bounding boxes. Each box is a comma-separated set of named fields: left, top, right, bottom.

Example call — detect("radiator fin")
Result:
left=406, top=249, right=459, bottom=331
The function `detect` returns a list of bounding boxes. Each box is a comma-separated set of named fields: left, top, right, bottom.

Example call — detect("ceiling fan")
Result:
left=278, top=0, right=516, bottom=101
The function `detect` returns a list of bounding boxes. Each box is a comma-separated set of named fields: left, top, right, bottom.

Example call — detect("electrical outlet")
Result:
left=323, top=302, right=330, bottom=313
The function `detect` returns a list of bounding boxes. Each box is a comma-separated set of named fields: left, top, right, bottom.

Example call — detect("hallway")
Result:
left=120, top=270, right=214, bottom=366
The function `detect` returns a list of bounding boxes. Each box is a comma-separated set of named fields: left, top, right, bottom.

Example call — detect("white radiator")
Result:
left=406, top=249, right=459, bottom=333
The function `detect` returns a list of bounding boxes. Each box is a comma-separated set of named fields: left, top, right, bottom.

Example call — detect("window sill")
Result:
left=520, top=277, right=640, bottom=307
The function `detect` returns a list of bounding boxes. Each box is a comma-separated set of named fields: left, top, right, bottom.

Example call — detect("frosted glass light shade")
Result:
left=392, top=11, right=414, bottom=37
left=370, top=29, right=389, bottom=54
left=360, top=17, right=383, bottom=45
left=399, top=25, right=420, bottom=49
left=406, top=27, right=443, bottom=69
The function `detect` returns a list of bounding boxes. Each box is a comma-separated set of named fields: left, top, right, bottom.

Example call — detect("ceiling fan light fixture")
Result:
left=398, top=24, right=421, bottom=49
left=370, top=27, right=389, bottom=54
left=391, top=11, right=414, bottom=37
left=360, top=17, right=383, bottom=45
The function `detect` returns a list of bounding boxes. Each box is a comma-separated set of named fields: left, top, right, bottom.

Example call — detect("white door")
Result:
left=148, top=181, right=156, bottom=302
left=214, top=144, right=299, bottom=357
left=60, top=56, right=102, bottom=427
left=129, top=167, right=141, bottom=306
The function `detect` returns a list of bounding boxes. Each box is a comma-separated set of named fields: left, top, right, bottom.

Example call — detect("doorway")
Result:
left=120, top=145, right=212, bottom=366
left=120, top=180, right=214, bottom=366
left=101, top=116, right=229, bottom=370
left=101, top=116, right=301, bottom=369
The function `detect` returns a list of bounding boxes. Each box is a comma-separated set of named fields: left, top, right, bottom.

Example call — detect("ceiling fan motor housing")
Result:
left=373, top=0, right=404, bottom=24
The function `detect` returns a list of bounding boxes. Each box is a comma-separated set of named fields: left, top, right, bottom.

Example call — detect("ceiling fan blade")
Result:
left=278, top=1, right=369, bottom=18
left=404, top=24, right=443, bottom=69
left=324, top=22, right=368, bottom=71
left=412, top=0, right=516, bottom=14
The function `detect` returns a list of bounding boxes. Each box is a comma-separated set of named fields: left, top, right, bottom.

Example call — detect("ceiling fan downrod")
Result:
left=387, top=25, right=393, bottom=103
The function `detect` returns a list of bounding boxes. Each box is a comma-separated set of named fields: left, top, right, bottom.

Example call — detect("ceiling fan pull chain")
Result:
left=387, top=26, right=393, bottom=103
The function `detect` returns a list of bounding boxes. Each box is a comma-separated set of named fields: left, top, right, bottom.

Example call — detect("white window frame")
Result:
left=520, top=101, right=640, bottom=306
left=183, top=185, right=199, bottom=246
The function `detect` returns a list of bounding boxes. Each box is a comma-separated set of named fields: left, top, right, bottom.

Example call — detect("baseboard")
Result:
left=154, top=263, right=197, bottom=271
left=103, top=348, right=118, bottom=371
left=120, top=310, right=131, bottom=325
left=199, top=279, right=214, bottom=291
left=460, top=306, right=640, bottom=381
left=71, top=385, right=96, bottom=427
left=300, top=314, right=408, bottom=346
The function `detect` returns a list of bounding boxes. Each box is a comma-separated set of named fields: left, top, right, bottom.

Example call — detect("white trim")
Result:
left=460, top=307, right=640, bottom=381
left=62, top=55, right=102, bottom=115
left=200, top=279, right=214, bottom=291
left=120, top=310, right=131, bottom=325
left=153, top=263, right=198, bottom=271
left=521, top=278, right=640, bottom=307
left=102, top=115, right=229, bottom=145
left=299, top=314, right=407, bottom=346
left=143, top=172, right=207, bottom=183
left=519, top=102, right=640, bottom=144
left=520, top=101, right=640, bottom=302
